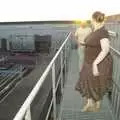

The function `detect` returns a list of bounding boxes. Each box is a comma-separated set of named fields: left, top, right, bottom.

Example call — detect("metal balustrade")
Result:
left=108, top=29, right=120, bottom=120
left=13, top=32, right=72, bottom=120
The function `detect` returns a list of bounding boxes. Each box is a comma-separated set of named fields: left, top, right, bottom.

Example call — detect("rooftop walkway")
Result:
left=59, top=49, right=114, bottom=120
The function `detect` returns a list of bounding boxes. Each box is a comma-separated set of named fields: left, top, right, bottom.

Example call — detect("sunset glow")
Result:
left=0, top=0, right=119, bottom=22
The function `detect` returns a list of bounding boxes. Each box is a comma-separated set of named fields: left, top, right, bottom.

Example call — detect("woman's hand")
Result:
left=92, top=63, right=99, bottom=76
left=92, top=38, right=110, bottom=76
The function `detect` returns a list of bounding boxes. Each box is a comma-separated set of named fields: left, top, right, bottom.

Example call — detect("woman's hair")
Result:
left=92, top=11, right=105, bottom=23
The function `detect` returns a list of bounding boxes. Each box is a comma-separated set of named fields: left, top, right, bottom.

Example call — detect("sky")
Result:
left=0, top=0, right=119, bottom=22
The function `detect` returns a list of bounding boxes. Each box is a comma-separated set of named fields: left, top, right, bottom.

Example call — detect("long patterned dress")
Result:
left=75, top=26, right=113, bottom=101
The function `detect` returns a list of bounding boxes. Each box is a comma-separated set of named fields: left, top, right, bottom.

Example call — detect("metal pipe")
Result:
left=52, top=63, right=56, bottom=120
left=24, top=106, right=31, bottom=120
left=60, top=51, right=63, bottom=94
left=110, top=46, right=120, bottom=56
left=108, top=30, right=117, bottom=37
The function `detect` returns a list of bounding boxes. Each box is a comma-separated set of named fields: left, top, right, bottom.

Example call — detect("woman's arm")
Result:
left=93, top=38, right=110, bottom=65
left=92, top=38, right=110, bottom=76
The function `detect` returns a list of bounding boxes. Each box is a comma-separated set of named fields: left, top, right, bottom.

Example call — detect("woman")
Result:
left=75, top=11, right=113, bottom=112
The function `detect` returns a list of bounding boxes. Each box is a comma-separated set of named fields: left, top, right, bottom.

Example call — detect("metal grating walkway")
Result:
left=59, top=49, right=114, bottom=120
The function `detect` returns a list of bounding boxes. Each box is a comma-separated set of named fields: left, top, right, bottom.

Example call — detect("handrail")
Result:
left=109, top=30, right=120, bottom=90
left=110, top=46, right=120, bottom=56
left=108, top=30, right=120, bottom=120
left=108, top=30, right=117, bottom=37
left=13, top=32, right=71, bottom=120
left=108, top=30, right=120, bottom=55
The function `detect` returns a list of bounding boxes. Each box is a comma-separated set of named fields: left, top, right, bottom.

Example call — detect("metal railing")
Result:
left=13, top=32, right=72, bottom=120
left=12, top=27, right=120, bottom=120
left=108, top=30, right=120, bottom=120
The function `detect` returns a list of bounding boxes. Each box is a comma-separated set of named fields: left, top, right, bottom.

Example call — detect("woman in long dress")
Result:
left=75, top=11, right=113, bottom=112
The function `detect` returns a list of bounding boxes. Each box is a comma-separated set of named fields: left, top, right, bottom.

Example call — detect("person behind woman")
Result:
left=75, top=21, right=92, bottom=71
left=75, top=11, right=113, bottom=112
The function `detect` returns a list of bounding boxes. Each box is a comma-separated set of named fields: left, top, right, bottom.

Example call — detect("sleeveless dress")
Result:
left=75, top=26, right=113, bottom=101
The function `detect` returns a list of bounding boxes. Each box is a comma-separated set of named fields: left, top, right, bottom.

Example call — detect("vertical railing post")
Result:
left=64, top=43, right=67, bottom=81
left=52, top=63, right=57, bottom=120
left=67, top=40, right=70, bottom=59
left=68, top=38, right=71, bottom=61
left=35, top=54, right=38, bottom=65
left=116, top=92, right=120, bottom=120
left=113, top=87, right=117, bottom=117
left=111, top=84, right=115, bottom=108
left=60, top=50, right=63, bottom=94
left=20, top=65, right=23, bottom=79
left=24, top=106, right=31, bottom=120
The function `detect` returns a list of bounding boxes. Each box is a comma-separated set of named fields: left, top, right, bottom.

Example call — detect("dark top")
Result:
left=84, top=26, right=109, bottom=63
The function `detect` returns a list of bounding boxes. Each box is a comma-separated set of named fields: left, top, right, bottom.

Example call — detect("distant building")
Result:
left=106, top=14, right=120, bottom=23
